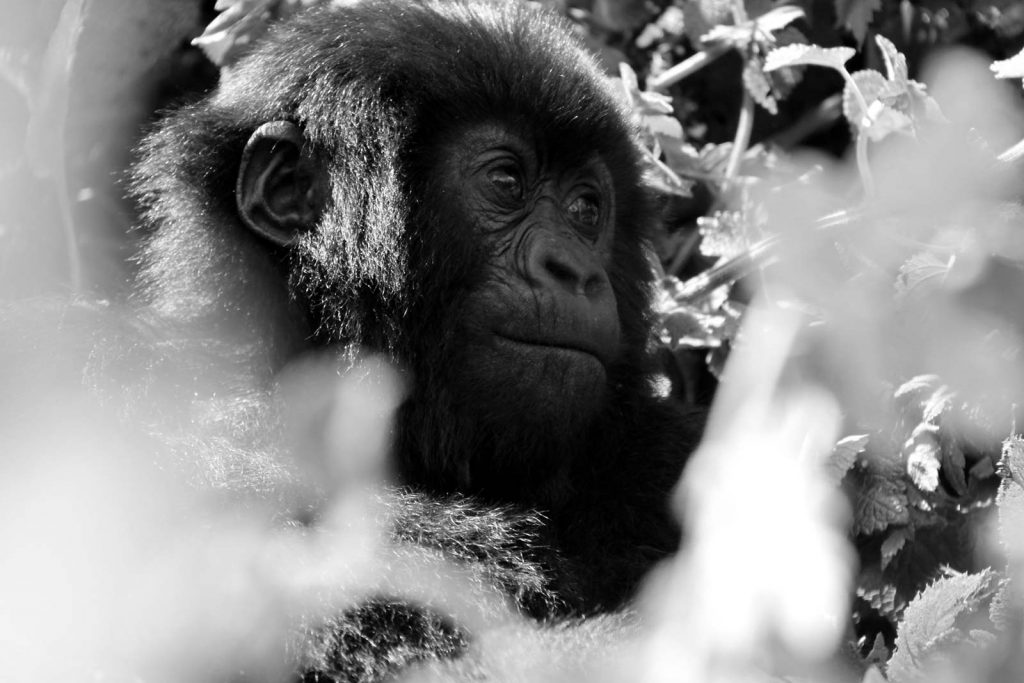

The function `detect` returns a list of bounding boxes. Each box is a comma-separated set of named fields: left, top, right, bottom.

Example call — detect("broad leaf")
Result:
left=991, top=47, right=1024, bottom=82
left=894, top=374, right=941, bottom=399
left=842, top=69, right=889, bottom=128
left=764, top=43, right=855, bottom=73
left=853, top=473, right=909, bottom=535
left=754, top=4, right=805, bottom=33
left=743, top=58, right=777, bottom=115
left=887, top=569, right=998, bottom=683
left=998, top=435, right=1024, bottom=559
left=906, top=441, right=940, bottom=492
left=826, top=434, right=868, bottom=486
left=881, top=528, right=912, bottom=570
left=876, top=34, right=908, bottom=83
left=896, top=252, right=952, bottom=297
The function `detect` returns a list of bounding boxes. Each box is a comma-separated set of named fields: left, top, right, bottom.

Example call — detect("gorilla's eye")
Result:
left=487, top=167, right=523, bottom=200
left=566, top=194, right=601, bottom=233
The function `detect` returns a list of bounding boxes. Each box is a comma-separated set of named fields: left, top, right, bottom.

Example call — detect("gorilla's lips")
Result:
left=495, top=333, right=602, bottom=360
left=494, top=319, right=620, bottom=366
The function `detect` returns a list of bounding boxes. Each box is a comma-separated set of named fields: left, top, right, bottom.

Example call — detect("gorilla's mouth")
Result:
left=494, top=333, right=607, bottom=364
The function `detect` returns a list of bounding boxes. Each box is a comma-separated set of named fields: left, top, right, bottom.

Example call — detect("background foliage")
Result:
left=3, top=0, right=1024, bottom=681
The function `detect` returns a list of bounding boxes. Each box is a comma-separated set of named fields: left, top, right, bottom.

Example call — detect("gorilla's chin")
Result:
left=459, top=335, right=609, bottom=427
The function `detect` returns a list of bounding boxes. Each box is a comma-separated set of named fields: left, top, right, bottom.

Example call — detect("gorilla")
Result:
left=8, top=0, right=705, bottom=680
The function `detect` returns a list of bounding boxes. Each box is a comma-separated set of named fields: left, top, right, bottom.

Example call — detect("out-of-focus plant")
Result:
left=641, top=305, right=854, bottom=683
left=6, top=0, right=1024, bottom=681
left=623, top=16, right=1024, bottom=682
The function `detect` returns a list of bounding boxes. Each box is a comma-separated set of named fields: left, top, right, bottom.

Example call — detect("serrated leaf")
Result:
left=834, top=0, right=881, bottom=46
left=894, top=374, right=940, bottom=399
left=193, top=0, right=275, bottom=67
left=998, top=436, right=1024, bottom=559
left=864, top=635, right=890, bottom=666
left=921, top=387, right=953, bottom=423
left=887, top=569, right=998, bottom=683
left=754, top=4, right=805, bottom=33
left=853, top=474, right=910, bottom=535
left=764, top=43, right=855, bottom=73
left=862, top=664, right=887, bottom=683
left=743, top=59, right=777, bottom=115
left=857, top=579, right=899, bottom=616
left=702, top=23, right=754, bottom=51
left=992, top=48, right=1024, bottom=82
left=906, top=441, right=940, bottom=492
left=881, top=528, right=912, bottom=570
left=896, top=252, right=952, bottom=297
left=842, top=69, right=894, bottom=132
left=876, top=34, right=908, bottom=83
left=827, top=434, right=868, bottom=486
left=864, top=101, right=914, bottom=141
left=989, top=578, right=1017, bottom=631
left=1000, top=435, right=1024, bottom=488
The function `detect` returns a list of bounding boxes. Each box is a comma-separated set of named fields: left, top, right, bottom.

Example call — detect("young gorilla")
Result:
left=127, top=0, right=703, bottom=679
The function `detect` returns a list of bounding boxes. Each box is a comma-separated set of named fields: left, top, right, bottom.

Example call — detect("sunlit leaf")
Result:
left=881, top=528, right=912, bottom=570
left=997, top=436, right=1024, bottom=561
left=857, top=578, right=900, bottom=616
left=887, top=569, right=998, bottom=683
left=991, top=47, right=1024, bottom=83
left=894, top=374, right=941, bottom=399
left=906, top=441, right=940, bottom=492
left=920, top=386, right=954, bottom=423
left=698, top=210, right=746, bottom=260
left=743, top=57, right=778, bottom=115
left=764, top=43, right=855, bottom=73
left=896, top=252, right=952, bottom=297
left=853, top=474, right=910, bottom=535
left=863, top=661, right=888, bottom=680
left=826, top=434, right=868, bottom=486
left=754, top=4, right=805, bottom=33
left=840, top=68, right=917, bottom=140
left=876, top=34, right=908, bottom=83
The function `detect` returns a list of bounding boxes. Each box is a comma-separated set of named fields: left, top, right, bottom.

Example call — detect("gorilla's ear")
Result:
left=237, top=121, right=328, bottom=246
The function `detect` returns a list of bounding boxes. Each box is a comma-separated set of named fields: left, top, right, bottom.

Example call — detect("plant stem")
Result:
left=668, top=229, right=702, bottom=276
left=855, top=131, right=875, bottom=199
left=648, top=43, right=731, bottom=91
left=999, top=137, right=1024, bottom=165
left=724, top=87, right=755, bottom=187
left=644, top=147, right=690, bottom=191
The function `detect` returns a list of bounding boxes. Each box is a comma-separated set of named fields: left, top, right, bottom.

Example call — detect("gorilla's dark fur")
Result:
left=8, top=1, right=704, bottom=680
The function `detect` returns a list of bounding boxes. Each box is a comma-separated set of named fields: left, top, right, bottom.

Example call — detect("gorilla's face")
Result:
left=436, top=123, right=622, bottom=425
